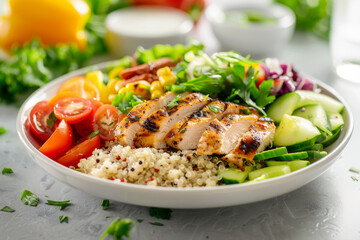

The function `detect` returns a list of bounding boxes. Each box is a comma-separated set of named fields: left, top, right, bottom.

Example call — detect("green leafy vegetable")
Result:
left=166, top=95, right=181, bottom=109
left=46, top=112, right=58, bottom=129
left=88, top=130, right=100, bottom=139
left=101, top=199, right=110, bottom=210
left=99, top=217, right=135, bottom=240
left=1, top=206, right=15, bottom=212
left=20, top=189, right=39, bottom=207
left=112, top=92, right=143, bottom=114
left=149, top=207, right=172, bottom=220
left=0, top=127, right=7, bottom=135
left=46, top=200, right=71, bottom=210
left=2, top=167, right=13, bottom=175
left=149, top=222, right=164, bottom=226
left=59, top=215, right=69, bottom=223
left=208, top=105, right=221, bottom=113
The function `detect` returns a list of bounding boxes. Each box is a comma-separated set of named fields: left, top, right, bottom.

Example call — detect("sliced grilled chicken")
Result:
left=115, top=91, right=189, bottom=146
left=223, top=117, right=276, bottom=168
left=197, top=114, right=259, bottom=155
left=166, top=101, right=258, bottom=150
left=134, top=93, right=210, bottom=148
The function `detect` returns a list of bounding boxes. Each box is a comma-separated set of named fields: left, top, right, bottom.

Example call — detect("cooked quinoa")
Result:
left=78, top=143, right=226, bottom=187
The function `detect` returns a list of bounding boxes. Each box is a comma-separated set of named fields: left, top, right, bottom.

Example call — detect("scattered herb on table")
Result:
left=349, top=167, right=360, bottom=174
left=149, top=222, right=164, bottom=226
left=46, top=200, right=71, bottom=210
left=2, top=167, right=13, bottom=175
left=0, top=127, right=6, bottom=135
left=99, top=217, right=135, bottom=240
left=137, top=219, right=143, bottom=223
left=101, top=199, right=110, bottom=210
left=351, top=176, right=359, bottom=182
left=88, top=130, right=100, bottom=139
left=20, top=189, right=39, bottom=207
left=149, top=207, right=172, bottom=220
left=1, top=206, right=15, bottom=212
left=59, top=215, right=69, bottom=223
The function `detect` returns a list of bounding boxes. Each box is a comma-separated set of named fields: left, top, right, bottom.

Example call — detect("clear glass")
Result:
left=331, top=0, right=360, bottom=83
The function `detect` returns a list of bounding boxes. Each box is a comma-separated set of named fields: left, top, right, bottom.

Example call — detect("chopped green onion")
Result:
left=20, top=189, right=39, bottom=207
left=2, top=167, right=13, bottom=175
left=208, top=105, right=221, bottom=113
left=101, top=199, right=110, bottom=210
left=349, top=167, right=360, bottom=174
left=88, top=130, right=99, bottom=139
left=1, top=206, right=15, bottom=212
left=351, top=176, right=359, bottom=182
left=59, top=215, right=69, bottom=223
left=166, top=95, right=181, bottom=109
left=46, top=200, right=71, bottom=210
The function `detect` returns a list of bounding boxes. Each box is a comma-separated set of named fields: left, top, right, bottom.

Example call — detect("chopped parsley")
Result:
left=137, top=219, right=143, bottom=223
left=149, top=207, right=172, bottom=220
left=180, top=128, right=187, bottom=134
left=2, top=167, right=13, bottom=175
left=208, top=105, right=221, bottom=113
left=59, top=215, right=69, bottom=223
left=46, top=200, right=71, bottom=210
left=1, top=206, right=15, bottom=212
left=0, top=127, right=6, bottom=135
left=166, top=95, right=181, bottom=109
left=112, top=91, right=143, bottom=114
left=88, top=130, right=100, bottom=139
left=149, top=222, right=164, bottom=226
left=46, top=112, right=57, bottom=129
left=20, top=189, right=39, bottom=207
left=101, top=199, right=110, bottom=210
left=99, top=217, right=135, bottom=240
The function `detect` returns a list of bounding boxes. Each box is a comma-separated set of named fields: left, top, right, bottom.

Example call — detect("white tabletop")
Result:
left=1, top=21, right=360, bottom=240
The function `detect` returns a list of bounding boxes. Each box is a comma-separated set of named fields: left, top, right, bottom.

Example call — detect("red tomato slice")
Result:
left=74, top=100, right=103, bottom=137
left=39, top=120, right=73, bottom=160
left=29, top=101, right=55, bottom=141
left=54, top=97, right=92, bottom=124
left=56, top=135, right=100, bottom=167
left=93, top=104, right=120, bottom=141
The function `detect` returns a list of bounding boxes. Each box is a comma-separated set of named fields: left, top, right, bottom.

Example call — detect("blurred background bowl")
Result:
left=206, top=2, right=295, bottom=58
left=105, top=6, right=194, bottom=57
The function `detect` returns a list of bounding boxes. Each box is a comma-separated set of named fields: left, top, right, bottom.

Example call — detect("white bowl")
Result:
left=105, top=6, right=194, bottom=57
left=17, top=62, right=353, bottom=209
left=206, top=3, right=295, bottom=58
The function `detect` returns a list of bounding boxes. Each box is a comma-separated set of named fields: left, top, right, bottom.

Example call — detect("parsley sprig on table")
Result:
left=46, top=200, right=71, bottom=210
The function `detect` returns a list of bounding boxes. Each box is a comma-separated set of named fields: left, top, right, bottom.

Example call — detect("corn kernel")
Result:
left=157, top=67, right=176, bottom=87
left=151, top=89, right=164, bottom=99
left=150, top=81, right=162, bottom=93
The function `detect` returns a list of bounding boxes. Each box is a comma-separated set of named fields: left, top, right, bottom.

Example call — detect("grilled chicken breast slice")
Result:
left=166, top=101, right=258, bottom=150
left=197, top=114, right=259, bottom=155
left=223, top=117, right=276, bottom=168
left=134, top=93, right=210, bottom=148
left=115, top=91, right=189, bottom=146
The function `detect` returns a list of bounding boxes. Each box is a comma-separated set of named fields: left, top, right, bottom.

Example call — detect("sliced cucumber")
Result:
left=328, top=112, right=344, bottom=131
left=295, top=90, right=344, bottom=113
left=274, top=114, right=321, bottom=151
left=265, top=160, right=310, bottom=171
left=303, top=143, right=323, bottom=151
left=293, top=104, right=332, bottom=135
left=273, top=152, right=308, bottom=161
left=307, top=151, right=327, bottom=161
left=248, top=165, right=291, bottom=181
left=253, top=147, right=288, bottom=161
left=218, top=166, right=253, bottom=184
left=266, top=92, right=300, bottom=124
left=322, top=127, right=343, bottom=147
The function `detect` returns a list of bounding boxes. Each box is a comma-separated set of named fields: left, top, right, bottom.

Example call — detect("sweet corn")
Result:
left=150, top=81, right=162, bottom=92
left=119, top=81, right=150, bottom=100
left=107, top=78, right=124, bottom=94
left=157, top=67, right=177, bottom=87
left=151, top=89, right=164, bottom=99
left=85, top=71, right=109, bottom=103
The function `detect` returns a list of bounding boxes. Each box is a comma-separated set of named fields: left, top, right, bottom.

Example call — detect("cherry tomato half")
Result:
left=56, top=135, right=101, bottom=167
left=74, top=100, right=103, bottom=137
left=54, top=97, right=92, bottom=124
left=39, top=120, right=73, bottom=160
left=29, top=101, right=55, bottom=141
left=93, top=104, right=120, bottom=141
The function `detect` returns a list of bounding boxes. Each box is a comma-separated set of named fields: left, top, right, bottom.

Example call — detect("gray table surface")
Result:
left=1, top=23, right=360, bottom=240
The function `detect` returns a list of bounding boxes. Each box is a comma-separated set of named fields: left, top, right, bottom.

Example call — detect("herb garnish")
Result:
left=112, top=91, right=143, bottom=114
left=101, top=199, right=110, bottom=210
left=2, top=167, right=13, bottom=175
left=1, top=206, right=15, bottom=212
left=166, top=95, right=181, bottom=109
left=46, top=200, right=71, bottom=210
left=88, top=130, right=100, bottom=139
left=149, top=222, right=164, bottom=226
left=137, top=219, right=143, bottom=223
left=46, top=112, right=57, bottom=129
left=59, top=215, right=69, bottom=223
left=208, top=105, right=221, bottom=113
left=0, top=127, right=6, bottom=135
left=240, top=109, right=251, bottom=115
left=99, top=217, right=135, bottom=240
left=149, top=207, right=172, bottom=220
left=351, top=176, right=359, bottom=182
left=20, top=189, right=39, bottom=207
left=349, top=167, right=360, bottom=174
left=180, top=129, right=187, bottom=134
left=102, top=122, right=114, bottom=126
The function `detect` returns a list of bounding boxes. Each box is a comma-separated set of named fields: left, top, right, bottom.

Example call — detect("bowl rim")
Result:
left=16, top=60, right=354, bottom=195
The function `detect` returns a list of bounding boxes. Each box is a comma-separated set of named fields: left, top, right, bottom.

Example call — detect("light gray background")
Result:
left=1, top=19, right=360, bottom=240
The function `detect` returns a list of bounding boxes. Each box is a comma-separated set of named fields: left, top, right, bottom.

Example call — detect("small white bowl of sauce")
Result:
left=206, top=3, right=295, bottom=58
left=106, top=6, right=194, bottom=57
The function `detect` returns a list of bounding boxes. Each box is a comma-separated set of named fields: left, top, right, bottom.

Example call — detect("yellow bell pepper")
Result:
left=0, top=0, right=90, bottom=52
left=85, top=71, right=109, bottom=103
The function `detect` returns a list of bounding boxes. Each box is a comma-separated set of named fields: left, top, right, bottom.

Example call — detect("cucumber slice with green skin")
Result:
left=266, top=92, right=300, bottom=124
left=218, top=166, right=253, bottom=184
left=248, top=165, right=291, bottom=181
left=328, top=112, right=344, bottom=131
left=302, top=143, right=323, bottom=151
left=274, top=114, right=321, bottom=150
left=295, top=90, right=344, bottom=113
left=293, top=104, right=332, bottom=136
left=307, top=151, right=327, bottom=161
left=253, top=147, right=288, bottom=161
left=273, top=152, right=308, bottom=161
left=322, top=127, right=343, bottom=147
left=265, top=160, right=310, bottom=171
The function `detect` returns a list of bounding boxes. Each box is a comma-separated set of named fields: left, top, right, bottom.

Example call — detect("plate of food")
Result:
left=17, top=43, right=353, bottom=208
